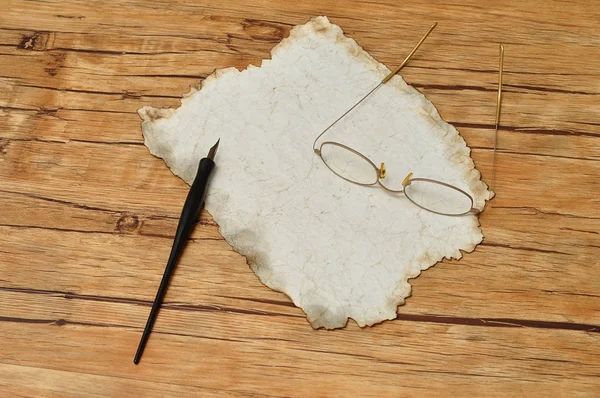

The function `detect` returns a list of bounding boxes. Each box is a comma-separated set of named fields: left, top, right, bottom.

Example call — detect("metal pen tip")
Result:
left=207, top=138, right=220, bottom=160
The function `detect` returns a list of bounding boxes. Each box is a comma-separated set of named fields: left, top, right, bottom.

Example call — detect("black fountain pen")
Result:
left=134, top=139, right=220, bottom=365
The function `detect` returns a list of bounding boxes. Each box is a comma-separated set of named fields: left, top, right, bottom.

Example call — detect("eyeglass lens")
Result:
left=320, top=143, right=378, bottom=185
left=404, top=179, right=473, bottom=215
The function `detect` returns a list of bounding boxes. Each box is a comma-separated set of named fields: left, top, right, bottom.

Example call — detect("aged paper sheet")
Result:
left=139, top=16, right=491, bottom=329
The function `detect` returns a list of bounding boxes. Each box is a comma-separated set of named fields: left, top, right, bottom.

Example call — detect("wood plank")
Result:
left=0, top=189, right=222, bottom=239
left=0, top=46, right=239, bottom=97
left=0, top=363, right=249, bottom=397
left=0, top=296, right=598, bottom=396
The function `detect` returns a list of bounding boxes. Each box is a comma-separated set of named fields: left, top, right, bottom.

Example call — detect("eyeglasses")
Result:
left=313, top=24, right=504, bottom=217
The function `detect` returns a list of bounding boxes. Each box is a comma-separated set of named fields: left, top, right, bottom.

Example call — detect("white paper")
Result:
left=139, top=16, right=491, bottom=329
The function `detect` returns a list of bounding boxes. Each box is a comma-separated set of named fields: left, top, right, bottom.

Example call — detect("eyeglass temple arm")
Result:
left=313, top=22, right=438, bottom=152
left=485, top=45, right=504, bottom=204
left=479, top=44, right=504, bottom=212
left=382, top=23, right=437, bottom=84
left=313, top=83, right=381, bottom=154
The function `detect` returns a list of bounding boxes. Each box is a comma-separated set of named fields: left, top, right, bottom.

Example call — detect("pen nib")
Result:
left=207, top=139, right=220, bottom=160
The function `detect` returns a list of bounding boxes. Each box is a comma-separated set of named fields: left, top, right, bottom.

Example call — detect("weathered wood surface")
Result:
left=1, top=0, right=599, bottom=396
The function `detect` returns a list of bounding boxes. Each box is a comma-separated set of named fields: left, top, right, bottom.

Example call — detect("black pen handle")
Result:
left=134, top=155, right=216, bottom=365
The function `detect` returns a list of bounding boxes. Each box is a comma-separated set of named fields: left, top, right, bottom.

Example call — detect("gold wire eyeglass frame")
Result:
left=312, top=24, right=505, bottom=217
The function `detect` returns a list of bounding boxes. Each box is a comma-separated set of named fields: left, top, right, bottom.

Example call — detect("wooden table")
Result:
left=1, top=1, right=599, bottom=396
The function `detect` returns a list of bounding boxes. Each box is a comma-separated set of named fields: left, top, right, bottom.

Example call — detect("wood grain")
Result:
left=1, top=0, right=599, bottom=396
